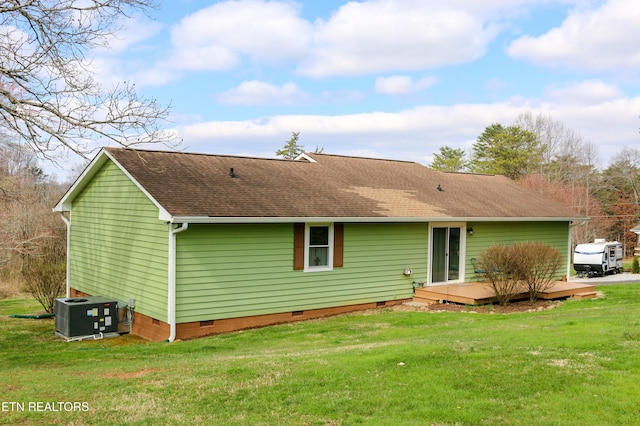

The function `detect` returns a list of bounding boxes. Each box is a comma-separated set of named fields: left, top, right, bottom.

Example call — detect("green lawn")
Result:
left=2, top=285, right=640, bottom=425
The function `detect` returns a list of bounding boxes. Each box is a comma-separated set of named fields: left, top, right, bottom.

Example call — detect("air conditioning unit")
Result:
left=55, top=296, right=119, bottom=339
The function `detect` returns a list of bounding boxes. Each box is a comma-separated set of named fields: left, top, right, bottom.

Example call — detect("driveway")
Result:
left=569, top=272, right=640, bottom=285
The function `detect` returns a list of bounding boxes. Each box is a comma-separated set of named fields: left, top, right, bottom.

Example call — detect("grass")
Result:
left=0, top=276, right=25, bottom=300
left=2, top=285, right=640, bottom=425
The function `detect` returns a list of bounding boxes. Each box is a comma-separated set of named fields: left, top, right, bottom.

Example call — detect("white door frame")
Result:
left=428, top=222, right=468, bottom=286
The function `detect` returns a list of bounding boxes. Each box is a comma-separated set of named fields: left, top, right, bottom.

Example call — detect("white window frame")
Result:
left=304, top=223, right=334, bottom=272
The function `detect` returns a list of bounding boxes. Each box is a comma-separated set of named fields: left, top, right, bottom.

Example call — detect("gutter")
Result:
left=167, top=222, right=189, bottom=342
left=58, top=212, right=71, bottom=298
left=168, top=216, right=589, bottom=225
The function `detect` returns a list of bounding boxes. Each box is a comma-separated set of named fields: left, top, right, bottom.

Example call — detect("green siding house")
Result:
left=54, top=148, right=584, bottom=341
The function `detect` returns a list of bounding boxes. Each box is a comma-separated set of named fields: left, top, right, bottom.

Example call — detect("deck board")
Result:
left=414, top=281, right=596, bottom=305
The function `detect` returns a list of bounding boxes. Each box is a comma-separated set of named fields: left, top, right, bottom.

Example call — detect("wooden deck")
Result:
left=413, top=281, right=597, bottom=305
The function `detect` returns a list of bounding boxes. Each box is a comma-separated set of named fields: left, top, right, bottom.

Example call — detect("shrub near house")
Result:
left=477, top=242, right=563, bottom=305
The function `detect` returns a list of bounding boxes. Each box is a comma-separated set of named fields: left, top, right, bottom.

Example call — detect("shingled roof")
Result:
left=56, top=148, right=583, bottom=222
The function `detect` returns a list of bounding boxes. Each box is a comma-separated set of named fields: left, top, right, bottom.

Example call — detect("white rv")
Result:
left=573, top=240, right=623, bottom=277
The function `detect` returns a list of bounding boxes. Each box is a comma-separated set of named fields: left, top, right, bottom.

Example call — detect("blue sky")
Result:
left=68, top=0, right=640, bottom=175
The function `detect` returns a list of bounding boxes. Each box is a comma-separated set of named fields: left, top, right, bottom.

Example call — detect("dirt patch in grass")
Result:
left=394, top=298, right=564, bottom=314
left=101, top=368, right=162, bottom=380
left=4, top=383, right=25, bottom=393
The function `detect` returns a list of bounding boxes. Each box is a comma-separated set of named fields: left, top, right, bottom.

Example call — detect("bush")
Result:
left=517, top=243, right=563, bottom=301
left=476, top=244, right=524, bottom=306
left=23, top=260, right=65, bottom=313
left=477, top=242, right=563, bottom=305
left=632, top=257, right=640, bottom=274
left=22, top=228, right=66, bottom=313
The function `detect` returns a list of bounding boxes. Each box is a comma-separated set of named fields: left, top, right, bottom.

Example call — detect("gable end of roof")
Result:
left=53, top=148, right=171, bottom=221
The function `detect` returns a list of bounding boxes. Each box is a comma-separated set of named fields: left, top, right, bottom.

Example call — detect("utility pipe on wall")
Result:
left=167, top=222, right=189, bottom=342
left=59, top=212, right=71, bottom=298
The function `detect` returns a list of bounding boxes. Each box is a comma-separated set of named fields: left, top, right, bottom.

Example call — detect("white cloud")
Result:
left=543, top=80, right=622, bottom=105
left=0, top=25, right=32, bottom=62
left=101, top=16, right=164, bottom=54
left=70, top=0, right=640, bottom=172
left=169, top=45, right=239, bottom=72
left=542, top=97, right=640, bottom=160
left=129, top=67, right=180, bottom=88
left=169, top=0, right=313, bottom=71
left=90, top=15, right=170, bottom=86
left=176, top=95, right=640, bottom=168
left=507, top=0, right=640, bottom=72
left=177, top=103, right=517, bottom=163
left=110, top=0, right=526, bottom=84
left=299, top=0, right=500, bottom=77
left=375, top=75, right=438, bottom=95
left=216, top=80, right=309, bottom=105
left=92, top=54, right=181, bottom=88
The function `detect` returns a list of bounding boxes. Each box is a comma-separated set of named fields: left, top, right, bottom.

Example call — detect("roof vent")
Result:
left=229, top=168, right=236, bottom=178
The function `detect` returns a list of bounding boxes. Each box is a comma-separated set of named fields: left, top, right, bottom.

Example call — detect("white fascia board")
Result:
left=167, top=216, right=588, bottom=224
left=101, top=150, right=172, bottom=221
left=52, top=148, right=171, bottom=221
left=53, top=148, right=110, bottom=212
left=455, top=216, right=590, bottom=223
left=294, top=153, right=317, bottom=162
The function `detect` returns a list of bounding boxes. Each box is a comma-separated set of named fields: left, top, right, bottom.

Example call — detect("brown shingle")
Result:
left=104, top=148, right=581, bottom=220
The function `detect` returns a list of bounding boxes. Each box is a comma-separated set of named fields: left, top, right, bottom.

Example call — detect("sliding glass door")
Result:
left=430, top=225, right=462, bottom=284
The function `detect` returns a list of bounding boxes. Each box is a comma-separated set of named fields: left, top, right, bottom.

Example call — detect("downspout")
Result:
left=168, top=222, right=189, bottom=342
left=59, top=212, right=71, bottom=298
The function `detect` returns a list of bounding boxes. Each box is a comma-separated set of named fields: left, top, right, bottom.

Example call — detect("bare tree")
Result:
left=0, top=142, right=65, bottom=279
left=598, top=147, right=640, bottom=254
left=606, top=147, right=640, bottom=207
left=23, top=225, right=66, bottom=313
left=513, top=113, right=612, bottom=243
left=0, top=1, right=177, bottom=159
left=514, top=111, right=591, bottom=182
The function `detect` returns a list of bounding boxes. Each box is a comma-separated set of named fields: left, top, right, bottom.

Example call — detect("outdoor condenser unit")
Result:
left=55, top=296, right=119, bottom=339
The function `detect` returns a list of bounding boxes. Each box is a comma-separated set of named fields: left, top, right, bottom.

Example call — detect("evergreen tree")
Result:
left=470, top=123, right=543, bottom=180
left=430, top=146, right=468, bottom=172
left=276, top=132, right=304, bottom=159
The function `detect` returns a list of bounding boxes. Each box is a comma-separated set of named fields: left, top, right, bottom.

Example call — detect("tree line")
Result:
left=0, top=142, right=67, bottom=304
left=429, top=112, right=640, bottom=255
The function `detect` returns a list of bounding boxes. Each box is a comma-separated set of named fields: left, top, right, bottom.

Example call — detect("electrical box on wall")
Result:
left=55, top=296, right=119, bottom=339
